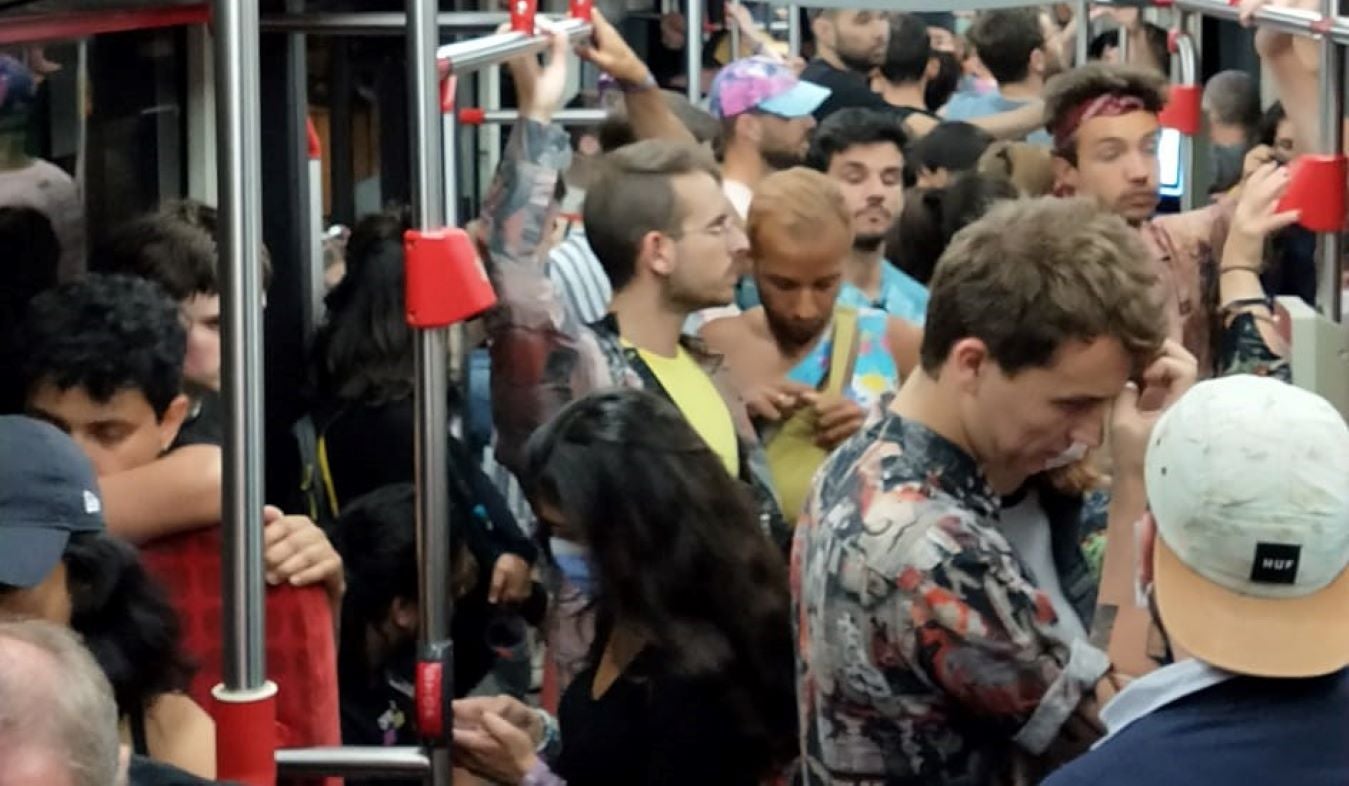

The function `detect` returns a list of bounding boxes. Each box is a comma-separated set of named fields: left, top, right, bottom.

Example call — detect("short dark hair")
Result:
left=19, top=273, right=186, bottom=418
left=806, top=108, right=908, bottom=172
left=583, top=140, right=720, bottom=291
left=879, top=14, right=932, bottom=84
left=1203, top=69, right=1261, bottom=130
left=93, top=199, right=273, bottom=300
left=1043, top=63, right=1168, bottom=162
left=598, top=91, right=721, bottom=153
left=1257, top=100, right=1288, bottom=147
left=921, top=196, right=1165, bottom=375
left=908, top=121, right=994, bottom=175
left=967, top=9, right=1044, bottom=85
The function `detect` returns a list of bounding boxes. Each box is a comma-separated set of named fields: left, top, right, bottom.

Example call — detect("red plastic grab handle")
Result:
left=1159, top=84, right=1201, bottom=136
left=416, top=661, right=445, bottom=738
left=1278, top=155, right=1347, bottom=233
left=213, top=686, right=278, bottom=786
left=458, top=107, right=486, bottom=125
left=405, top=228, right=498, bottom=328
left=510, top=0, right=537, bottom=34
left=569, top=0, right=593, bottom=21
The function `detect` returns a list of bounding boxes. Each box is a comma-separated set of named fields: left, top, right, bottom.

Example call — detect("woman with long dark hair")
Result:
left=0, top=532, right=211, bottom=776
left=452, top=389, right=797, bottom=786
left=303, top=211, right=541, bottom=703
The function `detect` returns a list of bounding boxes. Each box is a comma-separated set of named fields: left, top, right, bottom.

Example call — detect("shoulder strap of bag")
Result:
left=823, top=307, right=860, bottom=398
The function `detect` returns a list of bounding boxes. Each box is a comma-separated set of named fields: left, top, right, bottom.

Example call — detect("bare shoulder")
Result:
left=146, top=692, right=217, bottom=778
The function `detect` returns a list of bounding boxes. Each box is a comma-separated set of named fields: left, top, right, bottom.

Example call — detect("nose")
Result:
left=1070, top=408, right=1107, bottom=450
left=1125, top=150, right=1152, bottom=182
left=726, top=221, right=749, bottom=255
left=791, top=290, right=822, bottom=322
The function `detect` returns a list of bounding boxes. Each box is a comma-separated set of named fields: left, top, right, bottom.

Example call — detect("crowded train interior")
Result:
left=1, top=0, right=1349, bottom=784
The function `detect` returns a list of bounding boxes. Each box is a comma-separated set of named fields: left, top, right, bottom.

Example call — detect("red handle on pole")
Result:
left=510, top=0, right=537, bottom=33
left=458, top=107, right=486, bottom=125
left=305, top=117, right=321, bottom=161
left=1159, top=84, right=1201, bottom=136
left=405, top=228, right=498, bottom=328
left=441, top=74, right=458, bottom=114
left=1278, top=155, right=1348, bottom=233
left=213, top=683, right=279, bottom=786
left=569, top=0, right=593, bottom=21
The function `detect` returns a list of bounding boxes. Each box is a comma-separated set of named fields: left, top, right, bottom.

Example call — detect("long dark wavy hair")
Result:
left=310, top=210, right=415, bottom=405
left=523, top=389, right=798, bottom=775
left=63, top=533, right=196, bottom=718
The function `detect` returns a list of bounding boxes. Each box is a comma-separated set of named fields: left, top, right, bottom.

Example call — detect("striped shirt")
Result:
left=547, top=227, right=611, bottom=328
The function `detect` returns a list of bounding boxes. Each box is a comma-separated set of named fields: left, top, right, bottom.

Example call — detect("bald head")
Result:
left=0, top=620, right=121, bottom=786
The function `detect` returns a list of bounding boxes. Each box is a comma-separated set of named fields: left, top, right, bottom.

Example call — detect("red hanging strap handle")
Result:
left=405, top=228, right=498, bottom=328
left=1278, top=155, right=1348, bottom=233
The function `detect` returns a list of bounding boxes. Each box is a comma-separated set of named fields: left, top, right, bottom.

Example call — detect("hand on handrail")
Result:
left=575, top=8, right=653, bottom=88
left=503, top=22, right=571, bottom=124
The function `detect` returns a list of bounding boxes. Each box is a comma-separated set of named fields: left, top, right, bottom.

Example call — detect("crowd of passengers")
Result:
left=2, top=0, right=1348, bottom=784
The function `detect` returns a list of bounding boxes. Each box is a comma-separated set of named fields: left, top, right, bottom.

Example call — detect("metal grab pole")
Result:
left=461, top=107, right=609, bottom=124
left=1173, top=23, right=1198, bottom=211
left=1173, top=0, right=1324, bottom=37
left=1317, top=0, right=1344, bottom=320
left=214, top=0, right=267, bottom=695
left=277, top=747, right=433, bottom=777
left=436, top=18, right=592, bottom=74
left=1076, top=0, right=1090, bottom=66
left=788, top=4, right=801, bottom=57
left=213, top=0, right=275, bottom=779
left=730, top=1, right=742, bottom=60
left=688, top=0, right=703, bottom=102
left=261, top=11, right=510, bottom=35
left=407, top=0, right=453, bottom=784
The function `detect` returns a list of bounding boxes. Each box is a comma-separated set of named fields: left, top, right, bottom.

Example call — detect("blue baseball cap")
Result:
left=0, top=416, right=105, bottom=589
left=708, top=56, right=830, bottom=120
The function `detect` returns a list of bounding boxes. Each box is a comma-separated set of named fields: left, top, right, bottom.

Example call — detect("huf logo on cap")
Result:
left=83, top=489, right=101, bottom=515
left=1250, top=542, right=1301, bottom=584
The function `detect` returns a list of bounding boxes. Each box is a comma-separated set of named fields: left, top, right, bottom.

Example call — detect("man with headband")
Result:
left=1045, top=63, right=1226, bottom=375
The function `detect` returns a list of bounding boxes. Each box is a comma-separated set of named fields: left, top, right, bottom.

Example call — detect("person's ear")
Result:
left=924, top=56, right=940, bottom=81
left=1137, top=510, right=1158, bottom=596
left=811, top=15, right=833, bottom=47
left=158, top=393, right=190, bottom=451
left=638, top=230, right=678, bottom=279
left=1051, top=153, right=1078, bottom=193
left=1030, top=47, right=1046, bottom=76
left=391, top=597, right=420, bottom=632
left=945, top=337, right=990, bottom=394
left=736, top=113, right=763, bottom=145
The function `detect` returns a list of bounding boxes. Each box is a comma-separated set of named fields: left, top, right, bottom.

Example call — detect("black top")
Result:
left=128, top=756, right=223, bottom=786
left=555, top=651, right=765, bottom=786
left=800, top=59, right=895, bottom=122
left=170, top=390, right=224, bottom=450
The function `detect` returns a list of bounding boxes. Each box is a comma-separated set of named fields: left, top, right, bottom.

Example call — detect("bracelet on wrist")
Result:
left=616, top=72, right=658, bottom=93
left=1220, top=264, right=1262, bottom=276
left=1221, top=296, right=1274, bottom=314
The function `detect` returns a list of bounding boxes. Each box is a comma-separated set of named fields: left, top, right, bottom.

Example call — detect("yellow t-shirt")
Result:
left=630, top=342, right=741, bottom=477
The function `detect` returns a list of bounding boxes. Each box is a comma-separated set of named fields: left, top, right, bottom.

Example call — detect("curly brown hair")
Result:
left=1043, top=63, right=1168, bottom=162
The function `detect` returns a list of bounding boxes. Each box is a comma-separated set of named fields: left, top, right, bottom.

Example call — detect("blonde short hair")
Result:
left=747, top=167, right=851, bottom=255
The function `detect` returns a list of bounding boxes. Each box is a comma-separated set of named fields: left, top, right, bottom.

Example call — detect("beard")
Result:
left=762, top=146, right=806, bottom=172
left=838, top=47, right=879, bottom=73
left=764, top=305, right=826, bottom=351
left=853, top=232, right=885, bottom=253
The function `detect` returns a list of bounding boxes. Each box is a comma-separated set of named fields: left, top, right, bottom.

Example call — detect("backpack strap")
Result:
left=822, top=307, right=860, bottom=398
left=293, top=413, right=340, bottom=533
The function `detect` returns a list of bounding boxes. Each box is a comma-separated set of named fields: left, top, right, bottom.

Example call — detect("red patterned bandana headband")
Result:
left=1052, top=93, right=1149, bottom=158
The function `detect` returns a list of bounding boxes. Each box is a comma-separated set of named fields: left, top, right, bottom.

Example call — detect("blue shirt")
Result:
left=734, top=260, right=929, bottom=327
left=1045, top=666, right=1349, bottom=786
left=944, top=90, right=1052, bottom=146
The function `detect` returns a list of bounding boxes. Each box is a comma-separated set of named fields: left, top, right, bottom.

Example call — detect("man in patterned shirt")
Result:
left=793, top=196, right=1194, bottom=784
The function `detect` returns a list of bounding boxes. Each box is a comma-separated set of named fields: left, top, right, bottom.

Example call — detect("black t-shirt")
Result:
left=128, top=756, right=223, bottom=786
left=554, top=651, right=766, bottom=786
left=171, top=390, right=224, bottom=450
left=800, top=59, right=895, bottom=122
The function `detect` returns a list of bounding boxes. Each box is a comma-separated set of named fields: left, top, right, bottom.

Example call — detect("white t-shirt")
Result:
left=0, top=158, right=86, bottom=281
left=722, top=178, right=753, bottom=220
left=1000, top=489, right=1089, bottom=643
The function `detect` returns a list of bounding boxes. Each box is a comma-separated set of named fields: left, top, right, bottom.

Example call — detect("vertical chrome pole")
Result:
left=1075, top=0, right=1090, bottom=66
left=214, top=0, right=267, bottom=694
left=1176, top=22, right=1198, bottom=212
left=407, top=0, right=453, bottom=783
left=445, top=105, right=466, bottom=437
left=1116, top=21, right=1130, bottom=64
left=1317, top=0, right=1344, bottom=320
left=687, top=0, right=703, bottom=102
left=729, top=2, right=742, bottom=60
left=788, top=4, right=801, bottom=58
